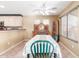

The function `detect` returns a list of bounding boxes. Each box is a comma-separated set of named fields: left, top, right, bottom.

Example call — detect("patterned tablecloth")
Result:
left=23, top=35, right=62, bottom=58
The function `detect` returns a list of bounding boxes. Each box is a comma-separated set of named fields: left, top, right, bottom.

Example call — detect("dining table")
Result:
left=23, top=35, right=62, bottom=58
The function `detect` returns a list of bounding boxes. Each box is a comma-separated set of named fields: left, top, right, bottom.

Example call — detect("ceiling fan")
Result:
left=33, top=2, right=57, bottom=15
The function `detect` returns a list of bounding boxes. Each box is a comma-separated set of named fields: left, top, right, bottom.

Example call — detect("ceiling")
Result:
left=0, top=1, right=72, bottom=16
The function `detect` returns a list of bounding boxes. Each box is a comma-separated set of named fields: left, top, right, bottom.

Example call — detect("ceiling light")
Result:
left=0, top=5, right=5, bottom=8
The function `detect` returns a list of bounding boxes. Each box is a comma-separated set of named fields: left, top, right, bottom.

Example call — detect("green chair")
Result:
left=52, top=35, right=58, bottom=41
left=30, top=40, right=54, bottom=58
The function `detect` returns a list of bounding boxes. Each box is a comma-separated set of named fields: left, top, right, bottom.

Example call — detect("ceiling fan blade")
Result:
left=32, top=9, right=41, bottom=12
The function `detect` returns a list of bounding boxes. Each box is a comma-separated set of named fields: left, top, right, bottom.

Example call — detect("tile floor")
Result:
left=0, top=41, right=76, bottom=58
left=58, top=42, right=76, bottom=58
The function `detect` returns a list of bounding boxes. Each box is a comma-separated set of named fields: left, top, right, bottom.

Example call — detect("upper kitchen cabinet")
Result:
left=0, top=16, right=23, bottom=27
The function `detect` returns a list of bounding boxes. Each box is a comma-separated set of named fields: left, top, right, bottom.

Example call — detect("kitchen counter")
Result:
left=0, top=29, right=25, bottom=31
left=0, top=29, right=26, bottom=55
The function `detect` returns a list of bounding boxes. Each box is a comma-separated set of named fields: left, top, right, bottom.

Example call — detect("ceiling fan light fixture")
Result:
left=47, top=10, right=56, bottom=13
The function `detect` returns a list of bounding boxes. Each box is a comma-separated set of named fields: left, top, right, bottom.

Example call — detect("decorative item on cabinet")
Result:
left=0, top=21, right=7, bottom=30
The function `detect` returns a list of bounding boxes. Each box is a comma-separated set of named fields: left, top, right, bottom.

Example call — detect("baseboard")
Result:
left=0, top=40, right=24, bottom=55
left=59, top=42, right=78, bottom=57
left=24, top=39, right=29, bottom=41
left=24, top=37, right=32, bottom=42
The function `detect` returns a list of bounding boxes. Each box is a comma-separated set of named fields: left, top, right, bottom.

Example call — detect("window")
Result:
left=43, top=19, right=49, bottom=25
left=34, top=19, right=50, bottom=25
left=68, top=7, right=79, bottom=42
left=61, top=15, right=67, bottom=37
left=60, top=6, right=79, bottom=43
left=34, top=19, right=40, bottom=24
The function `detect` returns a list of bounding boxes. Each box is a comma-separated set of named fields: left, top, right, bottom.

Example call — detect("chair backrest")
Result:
left=30, top=40, right=54, bottom=58
left=52, top=35, right=58, bottom=41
